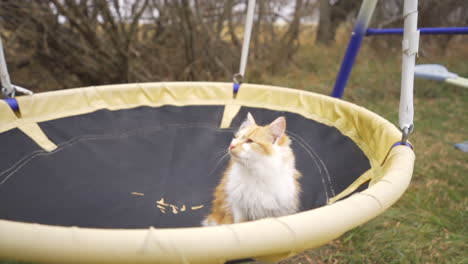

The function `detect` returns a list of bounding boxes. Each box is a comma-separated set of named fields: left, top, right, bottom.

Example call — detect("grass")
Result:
left=2, top=29, right=467, bottom=264
left=266, top=35, right=468, bottom=264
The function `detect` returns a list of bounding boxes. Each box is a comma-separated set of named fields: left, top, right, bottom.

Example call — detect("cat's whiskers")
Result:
left=213, top=147, right=229, bottom=159
left=206, top=152, right=230, bottom=179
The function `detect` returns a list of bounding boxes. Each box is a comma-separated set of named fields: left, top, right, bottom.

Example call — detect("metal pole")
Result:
left=239, top=0, right=256, bottom=79
left=399, top=0, right=419, bottom=138
left=366, top=27, right=468, bottom=36
left=331, top=0, right=378, bottom=98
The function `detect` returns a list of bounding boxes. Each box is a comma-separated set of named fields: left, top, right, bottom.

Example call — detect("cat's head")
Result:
left=229, top=113, right=289, bottom=162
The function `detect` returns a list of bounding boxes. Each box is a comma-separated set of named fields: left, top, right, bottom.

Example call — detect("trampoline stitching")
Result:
left=288, top=134, right=328, bottom=200
left=167, top=230, right=189, bottom=264
left=358, top=193, right=384, bottom=209
left=379, top=179, right=392, bottom=185
left=0, top=149, right=44, bottom=181
left=271, top=217, right=299, bottom=257
left=288, top=131, right=335, bottom=196
left=222, top=224, right=242, bottom=246
left=0, top=150, right=49, bottom=185
left=0, top=123, right=231, bottom=187
left=287, top=131, right=335, bottom=199
left=139, top=226, right=166, bottom=254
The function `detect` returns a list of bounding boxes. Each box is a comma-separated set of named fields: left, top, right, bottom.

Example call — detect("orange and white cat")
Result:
left=203, top=113, right=301, bottom=225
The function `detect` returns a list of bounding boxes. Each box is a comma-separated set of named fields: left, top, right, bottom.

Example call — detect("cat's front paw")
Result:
left=201, top=217, right=218, bottom=227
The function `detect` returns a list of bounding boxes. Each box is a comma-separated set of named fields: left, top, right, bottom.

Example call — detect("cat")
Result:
left=202, top=113, right=301, bottom=226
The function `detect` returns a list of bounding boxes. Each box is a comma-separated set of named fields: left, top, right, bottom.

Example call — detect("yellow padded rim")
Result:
left=0, top=82, right=414, bottom=263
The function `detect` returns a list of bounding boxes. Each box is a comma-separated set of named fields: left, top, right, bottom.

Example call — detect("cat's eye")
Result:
left=245, top=139, right=254, bottom=143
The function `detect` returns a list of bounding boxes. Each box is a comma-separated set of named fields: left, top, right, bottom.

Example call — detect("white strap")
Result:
left=236, top=0, right=256, bottom=82
left=399, top=0, right=419, bottom=138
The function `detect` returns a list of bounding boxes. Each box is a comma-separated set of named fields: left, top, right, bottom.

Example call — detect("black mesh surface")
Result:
left=0, top=105, right=370, bottom=229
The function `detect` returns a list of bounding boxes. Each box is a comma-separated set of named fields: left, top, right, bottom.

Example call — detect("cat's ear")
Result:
left=239, top=112, right=256, bottom=130
left=247, top=112, right=256, bottom=125
left=269, top=116, right=286, bottom=143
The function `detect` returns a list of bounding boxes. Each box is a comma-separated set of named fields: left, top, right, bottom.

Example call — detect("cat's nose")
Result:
left=229, top=144, right=236, bottom=149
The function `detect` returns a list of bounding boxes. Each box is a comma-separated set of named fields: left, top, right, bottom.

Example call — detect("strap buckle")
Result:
left=233, top=73, right=244, bottom=94
left=401, top=124, right=414, bottom=144
left=233, top=73, right=244, bottom=84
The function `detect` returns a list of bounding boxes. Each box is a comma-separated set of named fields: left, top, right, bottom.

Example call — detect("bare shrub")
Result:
left=0, top=0, right=315, bottom=91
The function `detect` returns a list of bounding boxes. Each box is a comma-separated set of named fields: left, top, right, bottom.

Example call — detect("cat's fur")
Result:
left=203, top=113, right=301, bottom=225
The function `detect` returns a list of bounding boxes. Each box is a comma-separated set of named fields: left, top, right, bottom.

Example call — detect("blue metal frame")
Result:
left=333, top=23, right=468, bottom=98
left=330, top=23, right=366, bottom=98
left=330, top=0, right=375, bottom=99
left=4, top=98, right=19, bottom=111
left=366, top=27, right=468, bottom=36
left=331, top=0, right=377, bottom=98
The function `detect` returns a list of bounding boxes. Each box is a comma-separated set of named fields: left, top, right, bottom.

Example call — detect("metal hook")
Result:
left=233, top=73, right=244, bottom=84
left=1, top=86, right=15, bottom=98
left=401, top=124, right=414, bottom=143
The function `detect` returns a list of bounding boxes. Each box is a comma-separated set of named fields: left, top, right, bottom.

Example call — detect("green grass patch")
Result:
left=276, top=38, right=467, bottom=264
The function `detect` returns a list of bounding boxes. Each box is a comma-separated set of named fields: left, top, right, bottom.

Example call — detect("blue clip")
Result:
left=391, top=141, right=413, bottom=150
left=233, top=83, right=241, bottom=93
left=4, top=98, right=19, bottom=111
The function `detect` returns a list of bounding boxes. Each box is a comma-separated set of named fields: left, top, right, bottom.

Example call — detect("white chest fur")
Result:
left=225, top=153, right=299, bottom=222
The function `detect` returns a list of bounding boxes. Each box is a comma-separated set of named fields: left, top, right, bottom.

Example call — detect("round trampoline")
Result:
left=0, top=82, right=414, bottom=263
left=0, top=0, right=420, bottom=262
